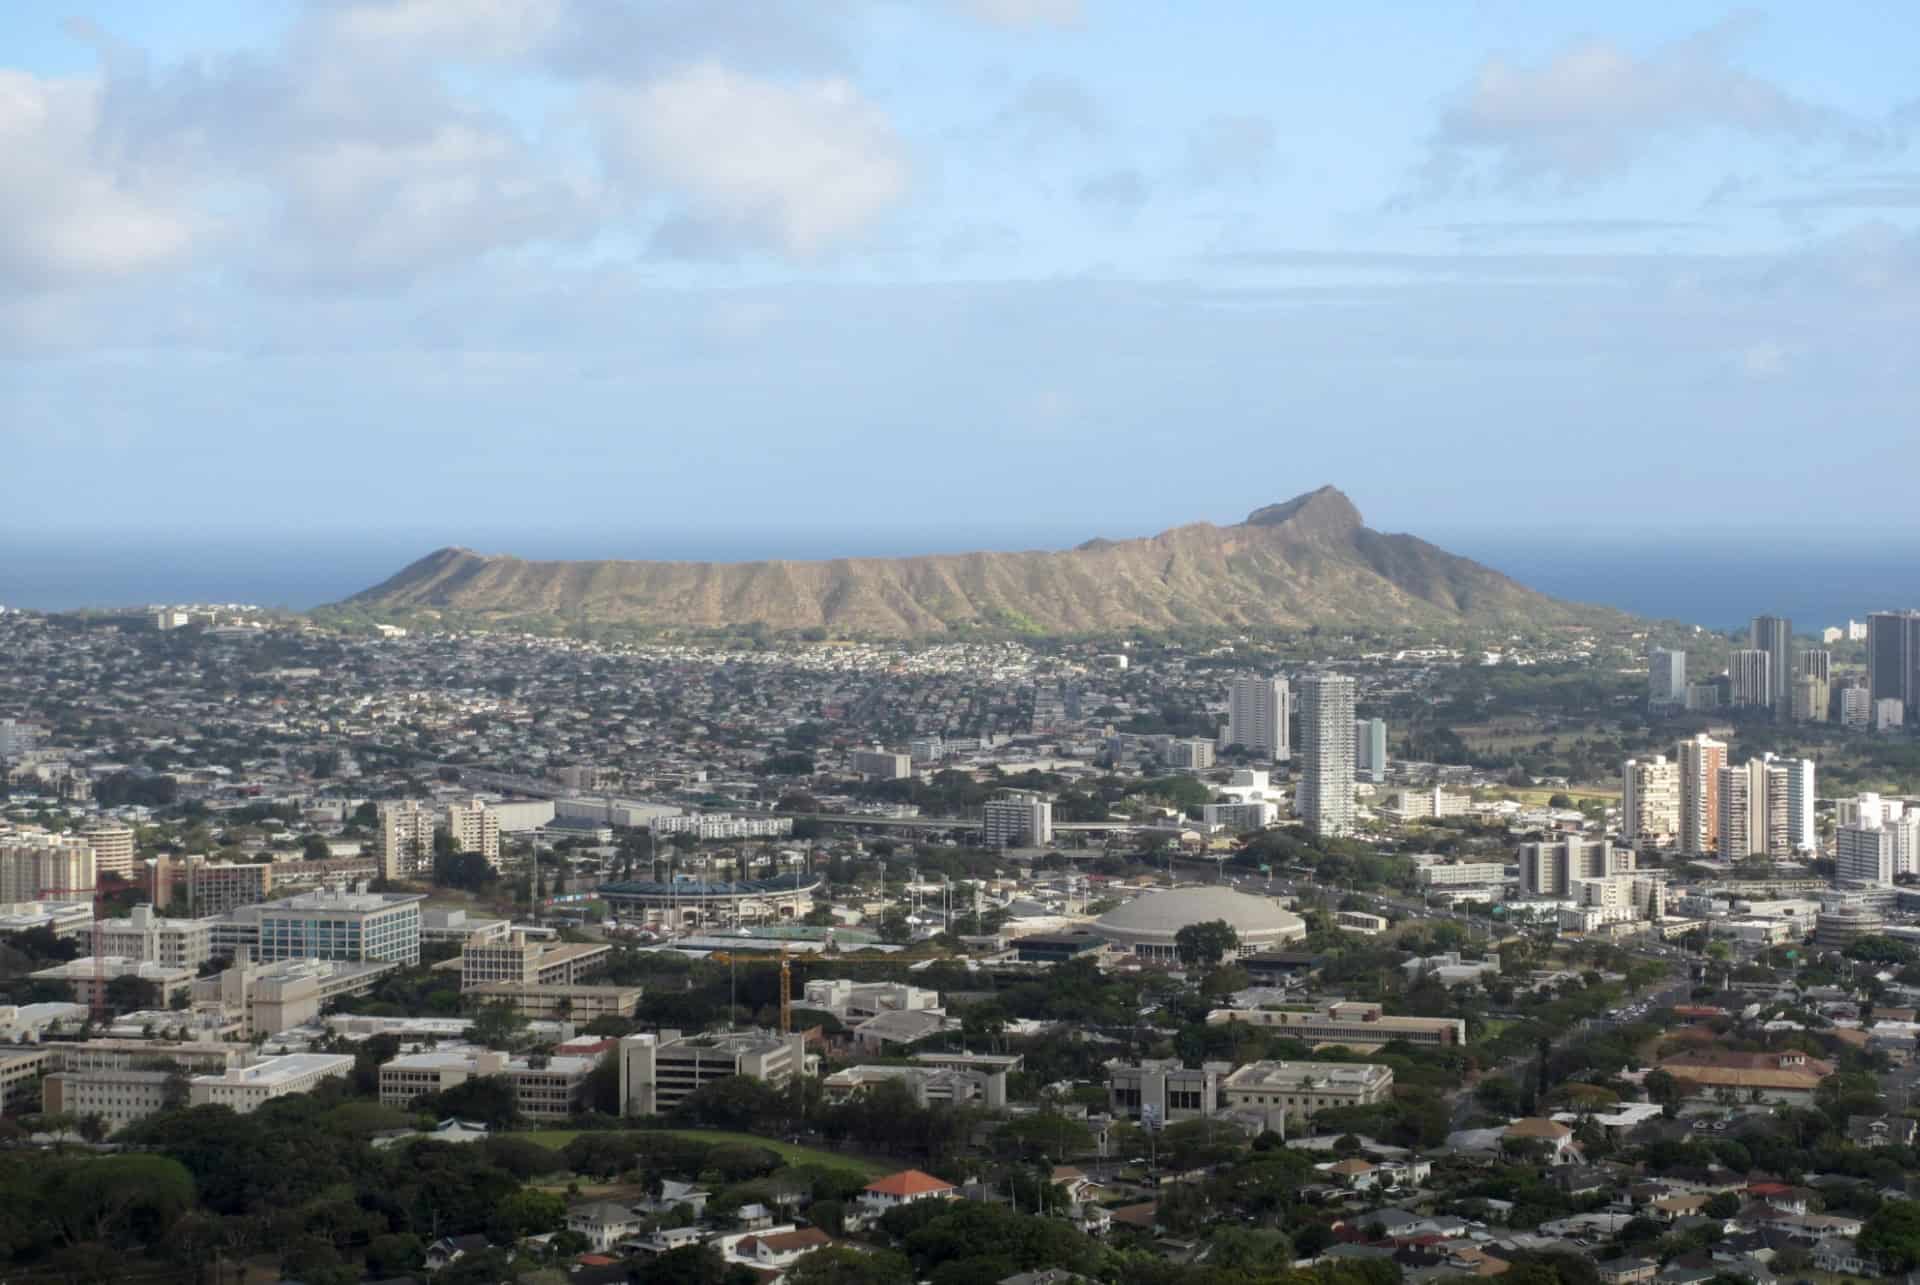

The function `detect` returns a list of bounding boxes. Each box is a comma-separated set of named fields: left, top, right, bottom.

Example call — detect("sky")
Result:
left=3, top=0, right=1918, bottom=558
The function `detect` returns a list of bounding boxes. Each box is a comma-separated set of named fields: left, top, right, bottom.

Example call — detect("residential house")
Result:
left=1813, top=1236, right=1873, bottom=1275
left=732, top=1226, right=831, bottom=1272
left=1847, top=1114, right=1917, bottom=1148
left=1594, top=1259, right=1656, bottom=1285
left=1503, top=1118, right=1578, bottom=1165
left=567, top=1202, right=644, bottom=1253
left=859, top=1169, right=957, bottom=1213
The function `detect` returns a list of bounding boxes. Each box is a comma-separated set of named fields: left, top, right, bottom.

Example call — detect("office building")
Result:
left=1837, top=823, right=1895, bottom=886
left=1206, top=1000, right=1465, bottom=1048
left=184, top=861, right=274, bottom=916
left=1297, top=673, right=1356, bottom=838
left=1621, top=756, right=1680, bottom=846
left=1221, top=1060, right=1394, bottom=1122
left=189, top=1053, right=354, bottom=1113
left=981, top=793, right=1052, bottom=848
left=465, top=981, right=642, bottom=1021
left=0, top=719, right=36, bottom=759
left=1751, top=615, right=1793, bottom=715
left=849, top=749, right=913, bottom=781
left=617, top=1028, right=807, bottom=1116
left=1519, top=837, right=1622, bottom=896
left=1648, top=649, right=1687, bottom=708
left=255, top=889, right=422, bottom=965
left=1107, top=1058, right=1225, bottom=1122
left=1226, top=675, right=1291, bottom=762
left=0, top=832, right=95, bottom=902
left=1878, top=699, right=1905, bottom=732
left=1728, top=650, right=1771, bottom=709
left=380, top=1045, right=602, bottom=1120
left=1353, top=718, right=1388, bottom=784
left=1869, top=610, right=1920, bottom=720
left=445, top=797, right=500, bottom=867
left=907, top=736, right=944, bottom=763
left=196, top=956, right=397, bottom=1036
left=460, top=932, right=609, bottom=989
left=1841, top=685, right=1873, bottom=730
left=1166, top=738, right=1216, bottom=771
left=378, top=800, right=435, bottom=880
left=31, top=957, right=197, bottom=1009
left=1677, top=734, right=1728, bottom=857
left=96, top=904, right=218, bottom=969
left=1793, top=675, right=1830, bottom=723
left=824, top=1063, right=1005, bottom=1109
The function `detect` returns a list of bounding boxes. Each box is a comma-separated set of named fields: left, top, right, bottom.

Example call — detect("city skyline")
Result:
left=3, top=2, right=1919, bottom=542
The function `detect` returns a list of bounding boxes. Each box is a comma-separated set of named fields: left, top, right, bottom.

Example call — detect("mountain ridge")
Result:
left=342, top=486, right=1613, bottom=636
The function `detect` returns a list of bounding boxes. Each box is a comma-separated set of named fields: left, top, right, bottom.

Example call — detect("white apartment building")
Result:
left=1794, top=675, right=1830, bottom=723
left=1648, top=649, right=1687, bottom=707
left=1353, top=718, right=1388, bottom=784
left=982, top=793, right=1052, bottom=848
left=78, top=821, right=135, bottom=880
left=1166, top=738, right=1216, bottom=770
left=189, top=1053, right=353, bottom=1112
left=445, top=797, right=501, bottom=867
left=850, top=749, right=913, bottom=781
left=1878, top=698, right=1906, bottom=732
left=1621, top=756, right=1680, bottom=846
left=1203, top=801, right=1277, bottom=832
left=1840, top=687, right=1873, bottom=730
left=1297, top=673, right=1356, bottom=838
left=650, top=814, right=794, bottom=840
left=0, top=719, right=36, bottom=758
left=1728, top=649, right=1771, bottom=708
left=1566, top=874, right=1666, bottom=926
left=1225, top=675, right=1291, bottom=762
left=1412, top=859, right=1508, bottom=889
left=378, top=800, right=435, bottom=880
left=0, top=832, right=95, bottom=901
left=97, top=904, right=218, bottom=969
left=1837, top=823, right=1895, bottom=885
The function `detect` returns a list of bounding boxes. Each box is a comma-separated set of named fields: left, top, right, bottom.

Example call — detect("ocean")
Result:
left=2, top=530, right=1915, bottom=633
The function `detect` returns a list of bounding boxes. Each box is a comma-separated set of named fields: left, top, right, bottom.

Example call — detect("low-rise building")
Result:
left=1207, top=1001, right=1466, bottom=1048
left=459, top=933, right=609, bottom=990
left=97, top=904, right=219, bottom=969
left=859, top=1169, right=957, bottom=1214
left=189, top=1053, right=354, bottom=1112
left=195, top=955, right=397, bottom=1036
left=823, top=1063, right=1007, bottom=1108
left=30, top=957, right=196, bottom=1010
left=378, top=1045, right=601, bottom=1120
left=1107, top=1058, right=1226, bottom=1123
left=464, top=981, right=641, bottom=1021
left=43, top=1068, right=178, bottom=1132
left=617, top=1028, right=807, bottom=1116
left=801, top=979, right=940, bottom=1021
left=1220, top=1060, right=1393, bottom=1123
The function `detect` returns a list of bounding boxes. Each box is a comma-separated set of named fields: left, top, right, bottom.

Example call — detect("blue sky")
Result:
left=3, top=0, right=1917, bottom=556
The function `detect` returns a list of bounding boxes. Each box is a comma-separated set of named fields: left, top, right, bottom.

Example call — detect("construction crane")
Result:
left=778, top=944, right=792, bottom=1035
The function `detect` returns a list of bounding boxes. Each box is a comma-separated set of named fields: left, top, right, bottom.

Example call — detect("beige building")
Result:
left=460, top=933, right=609, bottom=990
left=0, top=1047, right=55, bottom=1112
left=0, top=831, right=95, bottom=902
left=445, top=797, right=501, bottom=867
left=189, top=1053, right=353, bottom=1112
left=79, top=821, right=135, bottom=880
left=97, top=904, right=218, bottom=969
left=617, top=1029, right=807, bottom=1116
left=466, top=981, right=641, bottom=1021
left=1621, top=756, right=1680, bottom=846
left=1206, top=1000, right=1466, bottom=1048
left=30, top=957, right=196, bottom=1010
left=195, top=956, right=397, bottom=1036
left=1106, top=1058, right=1226, bottom=1122
left=1221, top=1059, right=1394, bottom=1123
left=378, top=800, right=436, bottom=880
left=1519, top=838, right=1625, bottom=897
left=44, top=1068, right=178, bottom=1131
left=179, top=861, right=273, bottom=916
left=1677, top=734, right=1728, bottom=857
left=379, top=1045, right=601, bottom=1120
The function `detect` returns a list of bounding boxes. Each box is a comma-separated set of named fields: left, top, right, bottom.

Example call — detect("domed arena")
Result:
left=1092, top=886, right=1307, bottom=961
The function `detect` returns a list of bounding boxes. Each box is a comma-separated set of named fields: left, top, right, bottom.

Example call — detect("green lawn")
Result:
left=515, top=1128, right=893, bottom=1179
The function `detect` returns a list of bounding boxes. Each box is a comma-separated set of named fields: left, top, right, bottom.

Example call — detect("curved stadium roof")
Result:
left=598, top=872, right=821, bottom=897
left=1093, top=886, right=1304, bottom=940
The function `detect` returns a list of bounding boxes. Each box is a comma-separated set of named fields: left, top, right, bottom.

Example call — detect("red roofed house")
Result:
left=860, top=1169, right=957, bottom=1214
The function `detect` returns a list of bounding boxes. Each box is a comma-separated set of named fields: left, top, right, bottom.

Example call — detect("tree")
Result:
left=434, top=850, right=497, bottom=892
left=101, top=973, right=157, bottom=1014
left=467, top=1002, right=531, bottom=1051
left=786, top=1247, right=912, bottom=1285
left=1860, top=1198, right=1920, bottom=1271
left=632, top=1243, right=757, bottom=1285
left=1174, top=919, right=1240, bottom=969
left=489, top=1188, right=565, bottom=1242
left=301, top=834, right=331, bottom=861
left=365, top=1232, right=425, bottom=1278
left=416, top=1074, right=520, bottom=1128
left=1703, top=1192, right=1741, bottom=1219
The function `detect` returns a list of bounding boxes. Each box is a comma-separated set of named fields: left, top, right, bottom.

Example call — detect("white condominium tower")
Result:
left=1728, top=649, right=1771, bottom=709
left=1676, top=733, right=1727, bottom=857
left=379, top=800, right=436, bottom=880
left=1226, top=675, right=1291, bottom=762
left=1297, top=673, right=1356, bottom=838
left=446, top=796, right=501, bottom=867
left=1353, top=718, right=1387, bottom=784
left=1648, top=649, right=1686, bottom=708
left=1621, top=756, right=1680, bottom=846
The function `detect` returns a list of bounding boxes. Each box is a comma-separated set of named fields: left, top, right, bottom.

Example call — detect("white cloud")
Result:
left=596, top=64, right=908, bottom=257
left=321, top=0, right=567, bottom=59
left=1185, top=113, right=1276, bottom=185
left=948, top=0, right=1083, bottom=30
left=1421, top=15, right=1849, bottom=189
left=0, top=70, right=194, bottom=288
